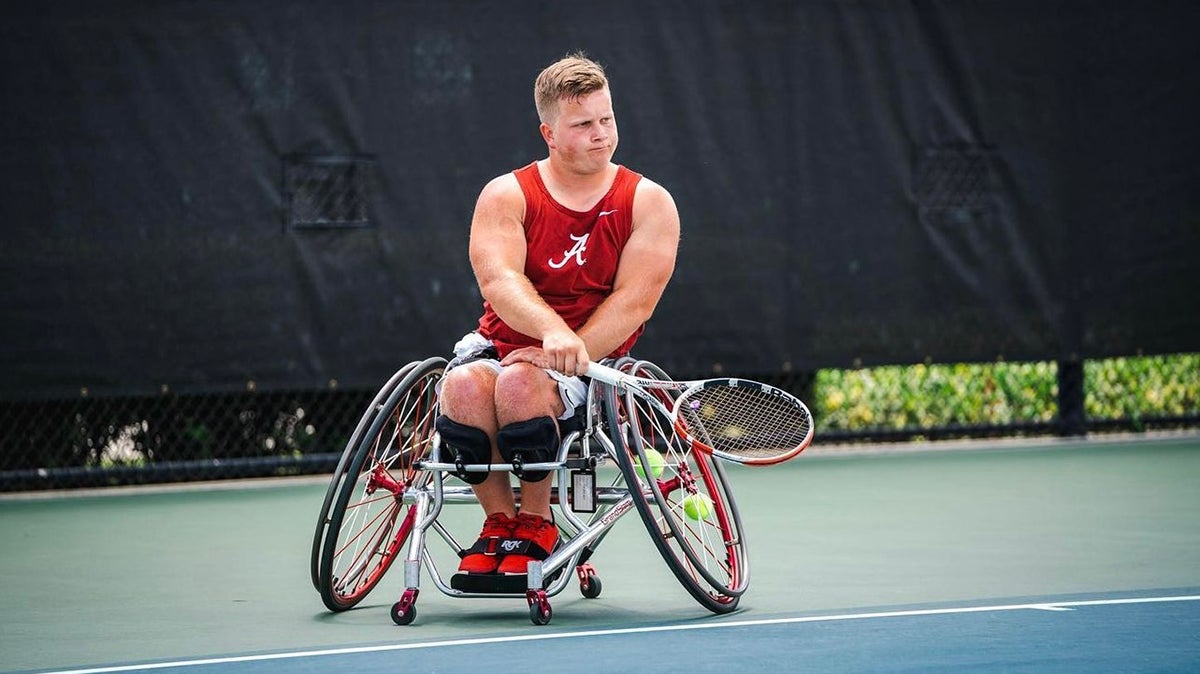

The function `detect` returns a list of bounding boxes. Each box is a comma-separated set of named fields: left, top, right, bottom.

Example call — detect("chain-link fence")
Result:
left=0, top=388, right=372, bottom=491
left=2, top=355, right=1196, bottom=492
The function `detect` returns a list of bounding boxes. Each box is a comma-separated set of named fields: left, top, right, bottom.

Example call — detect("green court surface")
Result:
left=1, top=434, right=1198, bottom=673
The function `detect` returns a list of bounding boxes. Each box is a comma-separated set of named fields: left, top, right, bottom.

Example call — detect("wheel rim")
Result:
left=311, top=363, right=417, bottom=591
left=611, top=361, right=748, bottom=607
left=321, top=363, right=441, bottom=610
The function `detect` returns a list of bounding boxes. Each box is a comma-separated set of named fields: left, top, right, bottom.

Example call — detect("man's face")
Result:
left=542, top=87, right=618, bottom=174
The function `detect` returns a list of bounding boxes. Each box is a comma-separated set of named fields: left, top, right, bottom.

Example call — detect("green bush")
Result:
left=813, top=353, right=1198, bottom=432
left=1086, top=353, right=1200, bottom=420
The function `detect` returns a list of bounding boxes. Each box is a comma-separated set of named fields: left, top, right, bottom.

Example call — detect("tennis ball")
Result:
left=682, top=493, right=713, bottom=521
left=636, top=448, right=666, bottom=478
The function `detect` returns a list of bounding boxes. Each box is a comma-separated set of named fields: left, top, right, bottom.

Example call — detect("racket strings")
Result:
left=677, top=385, right=811, bottom=459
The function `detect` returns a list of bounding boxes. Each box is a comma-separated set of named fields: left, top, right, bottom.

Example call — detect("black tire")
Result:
left=530, top=601, right=552, bottom=626
left=604, top=360, right=748, bottom=614
left=311, top=362, right=418, bottom=591
left=580, top=573, right=602, bottom=599
left=317, top=357, right=445, bottom=612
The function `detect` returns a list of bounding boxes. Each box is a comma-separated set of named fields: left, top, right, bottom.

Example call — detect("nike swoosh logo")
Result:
left=598, top=210, right=618, bottom=217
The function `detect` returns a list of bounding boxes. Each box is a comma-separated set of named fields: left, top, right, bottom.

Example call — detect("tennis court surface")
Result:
left=2, top=434, right=1197, bottom=673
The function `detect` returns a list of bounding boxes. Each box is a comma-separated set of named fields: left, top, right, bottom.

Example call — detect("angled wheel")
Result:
left=311, top=362, right=418, bottom=590
left=605, top=359, right=748, bottom=614
left=317, top=357, right=445, bottom=612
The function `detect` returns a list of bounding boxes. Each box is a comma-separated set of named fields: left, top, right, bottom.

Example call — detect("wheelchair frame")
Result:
left=311, top=355, right=749, bottom=625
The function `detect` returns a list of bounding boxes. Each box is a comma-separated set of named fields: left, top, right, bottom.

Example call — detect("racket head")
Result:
left=671, top=378, right=814, bottom=465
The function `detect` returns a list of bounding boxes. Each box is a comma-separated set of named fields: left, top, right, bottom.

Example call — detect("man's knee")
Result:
left=435, top=415, right=491, bottom=485
left=494, top=363, right=550, bottom=395
left=495, top=366, right=565, bottom=420
left=439, top=364, right=498, bottom=419
left=495, top=416, right=559, bottom=483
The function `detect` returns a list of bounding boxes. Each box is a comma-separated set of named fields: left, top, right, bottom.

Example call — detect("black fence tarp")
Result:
left=2, top=0, right=1197, bottom=402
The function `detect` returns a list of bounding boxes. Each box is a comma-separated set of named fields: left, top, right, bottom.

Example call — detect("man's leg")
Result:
left=438, top=362, right=516, bottom=574
left=439, top=363, right=516, bottom=516
left=492, top=363, right=564, bottom=574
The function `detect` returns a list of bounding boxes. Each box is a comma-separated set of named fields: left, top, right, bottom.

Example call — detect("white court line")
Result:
left=39, top=594, right=1200, bottom=674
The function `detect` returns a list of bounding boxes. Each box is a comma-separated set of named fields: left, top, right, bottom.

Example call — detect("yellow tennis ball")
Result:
left=636, top=448, right=666, bottom=478
left=682, top=493, right=713, bottom=521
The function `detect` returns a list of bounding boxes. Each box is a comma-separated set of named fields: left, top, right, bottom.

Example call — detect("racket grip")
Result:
left=583, top=361, right=627, bottom=387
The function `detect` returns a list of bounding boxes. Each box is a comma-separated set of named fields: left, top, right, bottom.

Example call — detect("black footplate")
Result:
left=450, top=568, right=564, bottom=594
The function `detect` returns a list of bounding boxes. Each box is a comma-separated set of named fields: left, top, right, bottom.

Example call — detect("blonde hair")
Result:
left=534, top=52, right=609, bottom=124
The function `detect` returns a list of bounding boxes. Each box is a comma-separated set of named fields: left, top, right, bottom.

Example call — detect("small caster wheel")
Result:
left=580, top=574, right=602, bottom=599
left=391, top=601, right=416, bottom=625
left=529, top=600, right=552, bottom=626
left=391, top=589, right=419, bottom=625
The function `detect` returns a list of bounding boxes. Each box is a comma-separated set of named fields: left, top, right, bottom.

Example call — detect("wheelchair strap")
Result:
left=458, top=536, right=553, bottom=561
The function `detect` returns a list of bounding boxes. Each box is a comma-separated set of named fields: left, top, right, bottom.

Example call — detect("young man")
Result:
left=436, top=53, right=680, bottom=575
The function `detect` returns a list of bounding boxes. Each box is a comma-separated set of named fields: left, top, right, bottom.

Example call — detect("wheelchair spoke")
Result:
left=316, top=358, right=445, bottom=612
left=606, top=359, right=749, bottom=613
left=334, top=505, right=402, bottom=593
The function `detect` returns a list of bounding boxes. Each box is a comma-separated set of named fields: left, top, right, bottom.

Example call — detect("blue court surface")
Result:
left=3, top=434, right=1199, bottom=673
left=35, top=592, right=1200, bottom=674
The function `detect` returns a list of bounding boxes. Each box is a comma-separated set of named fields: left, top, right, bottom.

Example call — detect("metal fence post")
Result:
left=1057, top=358, right=1086, bottom=436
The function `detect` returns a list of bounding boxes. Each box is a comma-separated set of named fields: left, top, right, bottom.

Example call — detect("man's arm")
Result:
left=576, top=178, right=681, bottom=359
left=469, top=174, right=590, bottom=373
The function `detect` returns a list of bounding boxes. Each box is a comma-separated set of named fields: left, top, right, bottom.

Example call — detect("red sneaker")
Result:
left=497, top=512, right=559, bottom=575
left=458, top=512, right=516, bottom=574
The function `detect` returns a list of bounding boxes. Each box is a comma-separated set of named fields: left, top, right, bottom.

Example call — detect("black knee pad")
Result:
left=495, top=417, right=559, bottom=483
left=435, top=415, right=491, bottom=485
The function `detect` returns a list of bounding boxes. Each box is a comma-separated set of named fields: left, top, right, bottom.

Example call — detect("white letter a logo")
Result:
left=548, top=233, right=589, bottom=269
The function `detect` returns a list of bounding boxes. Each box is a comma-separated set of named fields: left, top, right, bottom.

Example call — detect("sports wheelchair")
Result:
left=310, top=355, right=749, bottom=626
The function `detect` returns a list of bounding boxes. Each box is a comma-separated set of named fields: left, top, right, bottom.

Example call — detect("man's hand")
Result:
left=501, top=328, right=590, bottom=377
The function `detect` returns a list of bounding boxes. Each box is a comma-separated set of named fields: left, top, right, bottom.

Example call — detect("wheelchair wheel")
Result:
left=605, top=359, right=748, bottom=614
left=317, top=357, right=445, bottom=612
left=311, top=361, right=418, bottom=591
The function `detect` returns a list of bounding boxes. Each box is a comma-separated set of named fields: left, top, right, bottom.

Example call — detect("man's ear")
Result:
left=539, top=122, right=555, bottom=149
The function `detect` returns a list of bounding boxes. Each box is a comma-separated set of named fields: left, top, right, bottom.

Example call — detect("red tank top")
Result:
left=477, top=161, right=644, bottom=358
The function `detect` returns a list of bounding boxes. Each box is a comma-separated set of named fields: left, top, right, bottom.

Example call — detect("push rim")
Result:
left=605, top=359, right=747, bottom=612
left=318, top=358, right=444, bottom=611
left=310, top=361, right=417, bottom=591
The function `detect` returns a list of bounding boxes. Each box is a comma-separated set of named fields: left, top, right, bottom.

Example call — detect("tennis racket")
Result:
left=585, top=361, right=814, bottom=465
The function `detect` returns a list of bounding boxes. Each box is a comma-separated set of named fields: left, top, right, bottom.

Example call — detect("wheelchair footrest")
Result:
left=450, top=568, right=562, bottom=594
